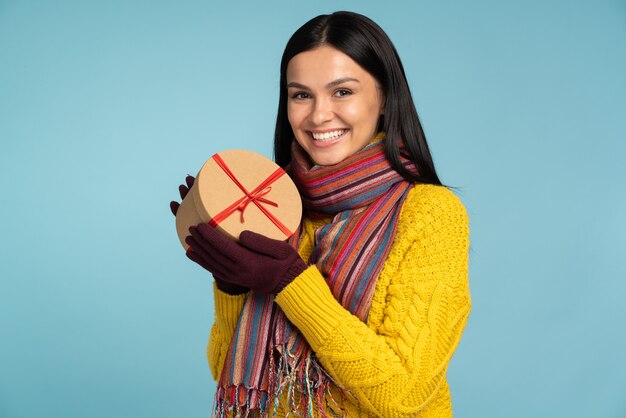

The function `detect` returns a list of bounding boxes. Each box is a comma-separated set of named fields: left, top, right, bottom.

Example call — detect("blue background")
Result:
left=1, top=1, right=625, bottom=417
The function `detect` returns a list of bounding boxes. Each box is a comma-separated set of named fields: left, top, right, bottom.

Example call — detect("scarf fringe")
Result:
left=213, top=347, right=349, bottom=417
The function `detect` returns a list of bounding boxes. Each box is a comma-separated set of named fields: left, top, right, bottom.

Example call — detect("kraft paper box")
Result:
left=175, top=149, right=302, bottom=250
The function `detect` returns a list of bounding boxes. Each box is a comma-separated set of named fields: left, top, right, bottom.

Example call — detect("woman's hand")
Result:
left=170, top=175, right=249, bottom=295
left=186, top=224, right=307, bottom=295
left=169, top=175, right=195, bottom=217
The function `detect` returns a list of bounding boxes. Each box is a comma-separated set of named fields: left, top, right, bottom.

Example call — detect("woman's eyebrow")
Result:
left=287, top=77, right=360, bottom=89
left=326, top=77, right=359, bottom=88
left=286, top=81, right=309, bottom=89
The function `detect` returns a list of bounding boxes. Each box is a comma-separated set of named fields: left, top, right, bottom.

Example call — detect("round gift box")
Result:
left=176, top=149, right=302, bottom=250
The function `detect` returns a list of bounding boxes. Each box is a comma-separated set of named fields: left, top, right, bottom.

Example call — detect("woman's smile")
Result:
left=310, top=128, right=348, bottom=142
left=308, top=128, right=349, bottom=148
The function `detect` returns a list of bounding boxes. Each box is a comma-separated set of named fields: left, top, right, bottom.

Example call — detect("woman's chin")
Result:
left=309, top=151, right=349, bottom=166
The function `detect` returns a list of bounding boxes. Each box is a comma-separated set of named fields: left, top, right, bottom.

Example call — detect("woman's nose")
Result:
left=310, top=98, right=334, bottom=125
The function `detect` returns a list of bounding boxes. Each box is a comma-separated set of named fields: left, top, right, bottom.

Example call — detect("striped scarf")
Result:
left=214, top=133, right=416, bottom=417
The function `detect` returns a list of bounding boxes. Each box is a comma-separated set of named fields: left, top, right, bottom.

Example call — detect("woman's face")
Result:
left=286, top=45, right=385, bottom=166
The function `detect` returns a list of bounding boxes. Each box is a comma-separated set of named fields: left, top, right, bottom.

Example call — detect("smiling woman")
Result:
left=171, top=10, right=471, bottom=418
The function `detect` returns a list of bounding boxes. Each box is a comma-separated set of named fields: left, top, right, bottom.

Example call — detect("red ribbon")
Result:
left=208, top=153, right=292, bottom=237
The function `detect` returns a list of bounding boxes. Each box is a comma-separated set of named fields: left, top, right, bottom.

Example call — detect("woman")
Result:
left=171, top=11, right=470, bottom=417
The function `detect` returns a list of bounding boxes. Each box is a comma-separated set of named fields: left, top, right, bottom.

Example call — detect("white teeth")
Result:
left=311, top=129, right=347, bottom=141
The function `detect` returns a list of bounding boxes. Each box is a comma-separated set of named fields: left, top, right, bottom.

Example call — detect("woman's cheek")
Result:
left=288, top=104, right=307, bottom=129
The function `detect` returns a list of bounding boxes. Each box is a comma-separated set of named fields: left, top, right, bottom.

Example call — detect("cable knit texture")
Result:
left=207, top=184, right=471, bottom=417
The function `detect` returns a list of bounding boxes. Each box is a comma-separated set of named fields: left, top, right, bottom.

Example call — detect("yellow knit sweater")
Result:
left=207, top=184, right=471, bottom=417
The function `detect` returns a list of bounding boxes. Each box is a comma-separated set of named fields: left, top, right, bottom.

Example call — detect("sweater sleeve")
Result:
left=206, top=283, right=248, bottom=380
left=274, top=185, right=471, bottom=417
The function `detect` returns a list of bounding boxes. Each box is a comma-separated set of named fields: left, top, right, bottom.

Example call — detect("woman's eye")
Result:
left=291, top=92, right=310, bottom=100
left=334, top=89, right=352, bottom=97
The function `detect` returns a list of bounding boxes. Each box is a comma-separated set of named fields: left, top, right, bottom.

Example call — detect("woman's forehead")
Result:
left=286, top=45, right=373, bottom=87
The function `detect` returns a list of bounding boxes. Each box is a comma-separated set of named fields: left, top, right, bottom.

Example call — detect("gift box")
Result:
left=175, top=149, right=302, bottom=250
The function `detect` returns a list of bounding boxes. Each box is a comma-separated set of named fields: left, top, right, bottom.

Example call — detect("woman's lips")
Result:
left=310, top=129, right=348, bottom=141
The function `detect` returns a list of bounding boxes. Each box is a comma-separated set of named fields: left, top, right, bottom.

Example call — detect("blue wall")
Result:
left=1, top=1, right=625, bottom=417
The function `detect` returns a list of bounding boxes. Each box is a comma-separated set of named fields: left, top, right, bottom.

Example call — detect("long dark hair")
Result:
left=274, top=11, right=442, bottom=185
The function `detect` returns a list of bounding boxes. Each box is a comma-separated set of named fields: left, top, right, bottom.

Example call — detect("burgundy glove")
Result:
left=185, top=224, right=307, bottom=295
left=169, top=175, right=196, bottom=219
left=170, top=175, right=248, bottom=295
